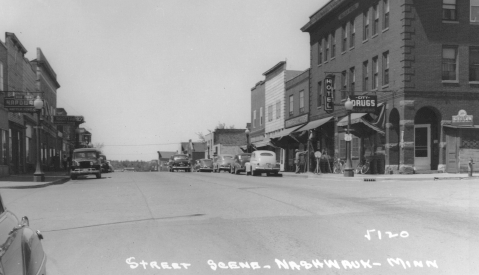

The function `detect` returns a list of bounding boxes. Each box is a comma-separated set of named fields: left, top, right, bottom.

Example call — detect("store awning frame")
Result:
left=337, top=113, right=367, bottom=127
left=296, top=116, right=334, bottom=132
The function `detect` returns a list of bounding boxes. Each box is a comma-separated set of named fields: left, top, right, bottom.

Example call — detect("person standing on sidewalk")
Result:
left=295, top=149, right=306, bottom=174
left=62, top=154, right=68, bottom=170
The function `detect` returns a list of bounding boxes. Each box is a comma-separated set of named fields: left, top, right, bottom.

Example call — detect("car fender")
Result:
left=21, top=227, right=46, bottom=275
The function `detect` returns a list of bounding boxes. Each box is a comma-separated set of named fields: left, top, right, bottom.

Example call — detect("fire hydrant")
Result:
left=468, top=158, right=475, bottom=177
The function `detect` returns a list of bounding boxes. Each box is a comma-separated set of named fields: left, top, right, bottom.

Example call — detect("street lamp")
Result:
left=33, top=96, right=45, bottom=182
left=344, top=97, right=354, bottom=177
left=245, top=129, right=250, bottom=153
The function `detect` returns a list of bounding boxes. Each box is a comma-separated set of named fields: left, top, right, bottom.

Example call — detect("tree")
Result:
left=93, top=142, right=105, bottom=151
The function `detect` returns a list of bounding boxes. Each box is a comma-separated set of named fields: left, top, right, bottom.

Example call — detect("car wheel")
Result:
left=96, top=172, right=101, bottom=179
left=70, top=175, right=77, bottom=180
left=235, top=167, right=239, bottom=175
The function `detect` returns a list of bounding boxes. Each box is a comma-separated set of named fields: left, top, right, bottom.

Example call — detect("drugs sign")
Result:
left=350, top=95, right=377, bottom=113
left=324, top=76, right=334, bottom=114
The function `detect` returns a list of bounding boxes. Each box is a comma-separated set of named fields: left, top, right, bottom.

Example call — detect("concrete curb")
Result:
left=0, top=177, right=70, bottom=189
left=279, top=173, right=479, bottom=181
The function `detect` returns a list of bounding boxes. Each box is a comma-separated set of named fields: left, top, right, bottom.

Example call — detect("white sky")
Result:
left=0, top=0, right=327, bottom=161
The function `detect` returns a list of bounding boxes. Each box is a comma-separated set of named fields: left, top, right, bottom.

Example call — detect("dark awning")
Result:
left=337, top=113, right=367, bottom=127
left=296, top=116, right=334, bottom=132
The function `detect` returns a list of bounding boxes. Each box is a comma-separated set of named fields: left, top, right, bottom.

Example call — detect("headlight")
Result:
left=90, top=161, right=94, bottom=166
left=73, top=161, right=79, bottom=166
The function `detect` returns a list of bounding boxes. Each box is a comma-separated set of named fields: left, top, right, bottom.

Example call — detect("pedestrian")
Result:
left=294, top=149, right=306, bottom=174
left=62, top=154, right=68, bottom=170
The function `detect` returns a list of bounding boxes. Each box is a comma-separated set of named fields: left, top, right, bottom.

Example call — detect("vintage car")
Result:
left=99, top=154, right=110, bottom=173
left=0, top=193, right=47, bottom=275
left=193, top=159, right=213, bottom=172
left=213, top=154, right=234, bottom=173
left=70, top=148, right=102, bottom=179
left=230, top=153, right=251, bottom=175
left=245, top=150, right=280, bottom=176
left=107, top=161, right=114, bottom=172
left=168, top=154, right=191, bottom=172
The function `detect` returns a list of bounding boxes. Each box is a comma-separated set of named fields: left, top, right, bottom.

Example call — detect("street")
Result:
left=1, top=171, right=478, bottom=275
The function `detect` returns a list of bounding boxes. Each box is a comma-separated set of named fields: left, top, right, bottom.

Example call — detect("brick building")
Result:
left=250, top=81, right=267, bottom=149
left=301, top=0, right=479, bottom=173
left=0, top=39, right=7, bottom=176
left=207, top=129, right=247, bottom=157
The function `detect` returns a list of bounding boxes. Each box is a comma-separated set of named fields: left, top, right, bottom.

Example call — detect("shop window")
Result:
left=469, top=46, right=479, bottom=81
left=462, top=130, right=479, bottom=149
left=443, top=0, right=457, bottom=21
left=352, top=136, right=360, bottom=159
left=339, top=133, right=359, bottom=159
left=473, top=0, right=479, bottom=22
left=442, top=46, right=458, bottom=81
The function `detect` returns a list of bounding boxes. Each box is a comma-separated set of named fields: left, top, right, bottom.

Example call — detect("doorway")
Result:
left=414, top=124, right=430, bottom=170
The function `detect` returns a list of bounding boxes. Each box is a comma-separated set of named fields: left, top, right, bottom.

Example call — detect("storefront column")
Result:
left=437, top=120, right=450, bottom=172
left=399, top=118, right=415, bottom=174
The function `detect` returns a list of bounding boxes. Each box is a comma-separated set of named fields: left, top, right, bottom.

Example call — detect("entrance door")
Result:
left=414, top=124, right=431, bottom=170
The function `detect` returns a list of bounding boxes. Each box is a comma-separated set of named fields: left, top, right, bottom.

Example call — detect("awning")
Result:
left=443, top=125, right=479, bottom=129
left=271, top=124, right=306, bottom=140
left=296, top=116, right=334, bottom=132
left=252, top=139, right=273, bottom=148
left=337, top=113, right=367, bottom=126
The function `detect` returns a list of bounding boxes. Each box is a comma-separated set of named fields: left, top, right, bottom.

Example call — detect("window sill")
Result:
left=382, top=27, right=389, bottom=33
left=362, top=39, right=368, bottom=44
left=317, top=63, right=322, bottom=67
left=341, top=51, right=347, bottom=55
left=442, top=80, right=459, bottom=84
left=469, top=81, right=479, bottom=84
left=349, top=46, right=355, bottom=51
left=471, top=22, right=479, bottom=25
left=442, top=20, right=459, bottom=24
left=330, top=57, right=336, bottom=61
left=371, top=33, right=379, bottom=39
left=381, top=84, right=389, bottom=89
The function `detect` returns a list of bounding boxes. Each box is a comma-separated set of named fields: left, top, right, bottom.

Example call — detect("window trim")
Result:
left=442, top=45, right=459, bottom=82
left=443, top=0, right=458, bottom=22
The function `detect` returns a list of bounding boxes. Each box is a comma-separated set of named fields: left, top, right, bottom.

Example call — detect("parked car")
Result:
left=245, top=150, right=280, bottom=176
left=230, top=153, right=251, bottom=175
left=193, top=159, right=213, bottom=172
left=0, top=193, right=47, bottom=275
left=168, top=154, right=191, bottom=172
left=70, top=148, right=102, bottom=179
left=107, top=161, right=114, bottom=172
left=213, top=154, right=234, bottom=173
left=99, top=154, right=110, bottom=173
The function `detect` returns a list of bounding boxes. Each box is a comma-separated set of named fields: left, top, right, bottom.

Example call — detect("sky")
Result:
left=0, top=0, right=328, bottom=161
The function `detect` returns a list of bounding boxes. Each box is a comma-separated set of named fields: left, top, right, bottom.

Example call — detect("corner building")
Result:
left=302, top=0, right=479, bottom=173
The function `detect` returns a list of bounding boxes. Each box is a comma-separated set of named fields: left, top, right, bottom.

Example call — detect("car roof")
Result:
left=73, top=148, right=102, bottom=153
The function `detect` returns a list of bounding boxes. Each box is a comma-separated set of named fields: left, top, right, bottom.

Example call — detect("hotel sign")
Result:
left=324, top=75, right=334, bottom=114
left=452, top=110, right=473, bottom=126
left=4, top=93, right=36, bottom=113
left=285, top=114, right=308, bottom=128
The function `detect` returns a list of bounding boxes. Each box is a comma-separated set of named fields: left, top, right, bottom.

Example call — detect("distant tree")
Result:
left=228, top=125, right=235, bottom=129
left=93, top=142, right=105, bottom=151
left=215, top=122, right=226, bottom=129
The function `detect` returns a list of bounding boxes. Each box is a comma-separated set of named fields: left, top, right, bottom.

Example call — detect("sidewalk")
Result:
left=0, top=171, right=70, bottom=189
left=280, top=171, right=479, bottom=181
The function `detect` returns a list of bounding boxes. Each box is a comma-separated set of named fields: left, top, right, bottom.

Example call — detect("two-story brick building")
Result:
left=301, top=0, right=479, bottom=174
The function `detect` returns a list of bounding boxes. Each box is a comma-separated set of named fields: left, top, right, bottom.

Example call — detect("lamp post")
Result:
left=344, top=97, right=354, bottom=177
left=245, top=129, right=250, bottom=153
left=33, top=96, right=45, bottom=182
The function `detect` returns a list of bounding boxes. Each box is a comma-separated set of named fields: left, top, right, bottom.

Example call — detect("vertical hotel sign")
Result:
left=324, top=75, right=334, bottom=114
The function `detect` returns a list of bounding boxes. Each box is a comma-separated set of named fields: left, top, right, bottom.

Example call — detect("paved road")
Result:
left=1, top=171, right=478, bottom=275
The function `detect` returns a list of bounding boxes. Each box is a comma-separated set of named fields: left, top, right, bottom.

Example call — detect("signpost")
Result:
left=349, top=95, right=377, bottom=113
left=324, top=75, right=334, bottom=114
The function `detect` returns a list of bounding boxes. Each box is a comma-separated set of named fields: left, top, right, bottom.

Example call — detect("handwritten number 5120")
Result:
left=365, top=229, right=409, bottom=240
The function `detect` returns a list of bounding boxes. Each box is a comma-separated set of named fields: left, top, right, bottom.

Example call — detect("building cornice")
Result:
left=5, top=32, right=27, bottom=54
left=263, top=61, right=286, bottom=76
left=301, top=0, right=349, bottom=33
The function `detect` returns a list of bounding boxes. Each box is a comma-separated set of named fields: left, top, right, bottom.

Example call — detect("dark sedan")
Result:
left=230, top=153, right=251, bottom=175
left=168, top=154, right=191, bottom=172
left=0, top=193, right=47, bottom=275
left=193, top=159, right=213, bottom=172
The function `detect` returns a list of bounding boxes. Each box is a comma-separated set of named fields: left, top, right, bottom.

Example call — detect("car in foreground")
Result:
left=0, top=193, right=47, bottom=275
left=193, top=159, right=213, bottom=172
left=168, top=154, right=191, bottom=172
left=230, top=153, right=251, bottom=175
left=213, top=154, right=234, bottom=173
left=245, top=150, right=280, bottom=176
left=70, top=148, right=102, bottom=179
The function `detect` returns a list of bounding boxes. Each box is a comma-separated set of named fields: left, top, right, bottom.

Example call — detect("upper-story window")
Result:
left=275, top=101, right=281, bottom=119
left=331, top=32, right=336, bottom=58
left=260, top=107, right=263, bottom=125
left=372, top=56, right=379, bottom=89
left=289, top=95, right=294, bottom=116
left=472, top=0, right=479, bottom=22
left=469, top=47, right=479, bottom=81
left=373, top=4, right=379, bottom=35
left=383, top=0, right=389, bottom=29
left=342, top=24, right=347, bottom=52
left=442, top=46, right=458, bottom=81
left=318, top=41, right=323, bottom=64
left=299, top=91, right=304, bottom=113
left=349, top=19, right=355, bottom=48
left=363, top=10, right=370, bottom=40
left=349, top=67, right=355, bottom=94
left=382, top=51, right=390, bottom=86
left=341, top=70, right=348, bottom=99
left=0, top=61, right=3, bottom=91
left=317, top=81, right=323, bottom=107
left=363, top=60, right=369, bottom=91
left=443, top=0, right=457, bottom=21
left=268, top=105, right=273, bottom=122
left=325, top=36, right=329, bottom=60
left=253, top=110, right=256, bottom=128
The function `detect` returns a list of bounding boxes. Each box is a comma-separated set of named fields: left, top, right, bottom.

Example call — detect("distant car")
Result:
left=230, top=153, right=251, bottom=175
left=168, top=154, right=191, bottom=172
left=99, top=154, right=110, bottom=173
left=0, top=193, right=47, bottom=275
left=70, top=148, right=102, bottom=179
left=107, top=161, right=114, bottom=172
left=213, top=154, right=234, bottom=173
left=193, top=159, right=213, bottom=172
left=245, top=150, right=280, bottom=176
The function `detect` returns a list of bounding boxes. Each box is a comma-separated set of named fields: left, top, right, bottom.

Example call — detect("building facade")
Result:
left=250, top=81, right=266, bottom=149
left=302, top=0, right=479, bottom=173
left=0, top=39, right=8, bottom=176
